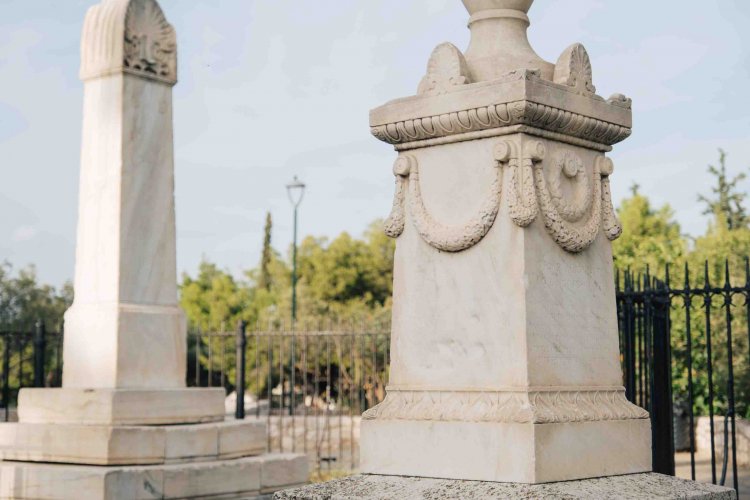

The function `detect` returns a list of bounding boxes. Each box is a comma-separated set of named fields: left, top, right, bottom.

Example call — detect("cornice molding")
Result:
left=371, top=98, right=631, bottom=149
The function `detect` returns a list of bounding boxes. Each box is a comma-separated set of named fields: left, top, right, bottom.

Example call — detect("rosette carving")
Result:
left=383, top=154, right=502, bottom=252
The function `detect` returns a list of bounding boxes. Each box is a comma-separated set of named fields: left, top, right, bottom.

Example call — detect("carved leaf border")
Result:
left=362, top=389, right=649, bottom=424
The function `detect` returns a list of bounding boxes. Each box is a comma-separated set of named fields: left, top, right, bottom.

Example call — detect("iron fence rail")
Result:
left=187, top=325, right=390, bottom=471
left=617, top=260, right=750, bottom=494
left=0, top=323, right=64, bottom=417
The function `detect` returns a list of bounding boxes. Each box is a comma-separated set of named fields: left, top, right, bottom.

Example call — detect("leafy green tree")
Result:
left=179, top=261, right=251, bottom=331
left=612, top=184, right=686, bottom=272
left=685, top=211, right=750, bottom=418
left=698, top=149, right=748, bottom=230
left=0, top=262, right=72, bottom=330
left=0, top=262, right=72, bottom=394
left=179, top=220, right=395, bottom=397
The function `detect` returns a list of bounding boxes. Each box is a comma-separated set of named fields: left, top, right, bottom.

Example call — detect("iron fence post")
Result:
left=650, top=279, right=675, bottom=475
left=235, top=320, right=246, bottom=420
left=33, top=320, right=46, bottom=388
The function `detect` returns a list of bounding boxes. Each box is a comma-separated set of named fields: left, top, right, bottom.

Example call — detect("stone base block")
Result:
left=273, top=473, right=736, bottom=499
left=361, top=418, right=651, bottom=483
left=0, top=453, right=308, bottom=500
left=18, top=388, right=224, bottom=425
left=62, top=303, right=187, bottom=389
left=0, top=419, right=266, bottom=465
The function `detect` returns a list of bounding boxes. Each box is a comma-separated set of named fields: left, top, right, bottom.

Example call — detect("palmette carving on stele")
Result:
left=80, top=0, right=177, bottom=85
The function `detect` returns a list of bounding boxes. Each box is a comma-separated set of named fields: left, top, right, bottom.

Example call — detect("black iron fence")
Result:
left=0, top=322, right=64, bottom=418
left=187, top=323, right=390, bottom=471
left=617, top=260, right=750, bottom=495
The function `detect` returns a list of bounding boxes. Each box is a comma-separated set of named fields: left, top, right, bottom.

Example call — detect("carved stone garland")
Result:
left=534, top=149, right=601, bottom=253
left=384, top=145, right=621, bottom=254
left=548, top=151, right=593, bottom=222
left=600, top=156, right=623, bottom=240
left=384, top=155, right=502, bottom=252
left=495, top=140, right=543, bottom=227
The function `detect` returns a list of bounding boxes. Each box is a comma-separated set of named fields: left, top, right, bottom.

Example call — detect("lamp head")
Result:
left=286, top=175, right=306, bottom=207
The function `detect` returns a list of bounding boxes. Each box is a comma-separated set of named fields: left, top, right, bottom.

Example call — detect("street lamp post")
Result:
left=286, top=176, right=306, bottom=327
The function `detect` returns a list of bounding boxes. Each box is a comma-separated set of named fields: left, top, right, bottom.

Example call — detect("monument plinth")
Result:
left=361, top=0, right=647, bottom=483
left=0, top=1, right=307, bottom=498
left=281, top=1, right=734, bottom=498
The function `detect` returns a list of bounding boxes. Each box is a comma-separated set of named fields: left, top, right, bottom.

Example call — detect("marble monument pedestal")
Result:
left=0, top=389, right=308, bottom=499
left=0, top=0, right=310, bottom=497
left=274, top=474, right=736, bottom=500
left=361, top=417, right=651, bottom=484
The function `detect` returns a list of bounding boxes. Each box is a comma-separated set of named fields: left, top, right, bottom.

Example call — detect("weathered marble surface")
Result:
left=63, top=72, right=184, bottom=390
left=63, top=0, right=182, bottom=390
left=0, top=419, right=266, bottom=465
left=0, top=1, right=309, bottom=498
left=0, top=453, right=307, bottom=500
left=361, top=0, right=647, bottom=484
left=274, top=473, right=736, bottom=500
left=361, top=419, right=651, bottom=484
left=17, top=388, right=225, bottom=425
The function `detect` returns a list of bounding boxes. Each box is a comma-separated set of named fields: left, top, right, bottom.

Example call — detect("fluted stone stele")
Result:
left=0, top=1, right=307, bottom=498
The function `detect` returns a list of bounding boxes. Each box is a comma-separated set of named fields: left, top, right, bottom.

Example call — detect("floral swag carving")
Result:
left=362, top=388, right=649, bottom=424
left=384, top=141, right=622, bottom=253
left=384, top=154, right=502, bottom=252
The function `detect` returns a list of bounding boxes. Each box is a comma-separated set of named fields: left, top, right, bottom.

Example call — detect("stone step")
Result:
left=0, top=419, right=266, bottom=466
left=18, top=388, right=225, bottom=426
left=0, top=453, right=307, bottom=500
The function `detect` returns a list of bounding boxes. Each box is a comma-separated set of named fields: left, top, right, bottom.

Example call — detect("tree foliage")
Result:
left=0, top=262, right=72, bottom=330
left=613, top=151, right=750, bottom=418
left=698, top=149, right=748, bottom=230
left=612, top=184, right=686, bottom=271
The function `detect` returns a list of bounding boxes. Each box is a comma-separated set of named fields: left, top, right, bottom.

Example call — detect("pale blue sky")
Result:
left=1, top=0, right=749, bottom=287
